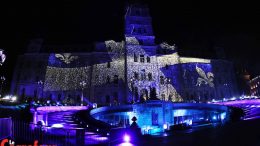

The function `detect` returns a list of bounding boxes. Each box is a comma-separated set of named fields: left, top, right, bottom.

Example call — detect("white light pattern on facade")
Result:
left=55, top=53, right=79, bottom=64
left=126, top=37, right=140, bottom=45
left=44, top=66, right=90, bottom=91
left=196, top=66, right=214, bottom=87
left=160, top=42, right=176, bottom=50
left=91, top=40, right=125, bottom=86
left=43, top=36, right=214, bottom=102
left=126, top=37, right=183, bottom=102
left=180, top=57, right=211, bottom=64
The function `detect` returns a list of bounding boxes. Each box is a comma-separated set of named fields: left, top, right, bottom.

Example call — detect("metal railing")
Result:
left=11, top=120, right=108, bottom=146
left=0, top=117, right=12, bottom=140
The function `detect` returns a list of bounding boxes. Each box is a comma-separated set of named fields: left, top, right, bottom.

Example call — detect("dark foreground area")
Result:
left=140, top=119, right=260, bottom=146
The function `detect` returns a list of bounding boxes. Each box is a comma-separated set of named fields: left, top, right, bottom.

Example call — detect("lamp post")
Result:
left=79, top=81, right=86, bottom=106
left=198, top=84, right=201, bottom=103
left=130, top=77, right=136, bottom=103
left=37, top=80, right=44, bottom=100
left=162, top=77, right=170, bottom=128
left=165, top=77, right=171, bottom=101
left=0, top=76, right=5, bottom=97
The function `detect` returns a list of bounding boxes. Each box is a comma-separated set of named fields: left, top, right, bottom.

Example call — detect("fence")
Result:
left=2, top=119, right=138, bottom=146
left=0, top=117, right=12, bottom=140
left=12, top=120, right=109, bottom=146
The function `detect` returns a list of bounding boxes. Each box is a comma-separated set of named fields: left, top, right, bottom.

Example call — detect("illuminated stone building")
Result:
left=249, top=75, right=260, bottom=96
left=11, top=4, right=238, bottom=105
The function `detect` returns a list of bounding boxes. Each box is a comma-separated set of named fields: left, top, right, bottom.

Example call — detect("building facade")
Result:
left=249, top=76, right=260, bottom=96
left=11, top=4, right=238, bottom=105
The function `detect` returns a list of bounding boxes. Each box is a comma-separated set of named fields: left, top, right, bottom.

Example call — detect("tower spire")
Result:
left=124, top=2, right=155, bottom=45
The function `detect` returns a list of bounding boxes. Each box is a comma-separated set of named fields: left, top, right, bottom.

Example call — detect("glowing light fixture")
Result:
left=51, top=124, right=63, bottom=128
left=123, top=134, right=130, bottom=143
left=163, top=124, right=167, bottom=130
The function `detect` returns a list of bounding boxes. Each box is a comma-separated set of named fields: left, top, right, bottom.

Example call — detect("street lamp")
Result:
left=0, top=76, right=5, bottom=97
left=130, top=77, right=136, bottom=103
left=162, top=77, right=170, bottom=128
left=79, top=81, right=86, bottom=106
left=37, top=80, right=44, bottom=101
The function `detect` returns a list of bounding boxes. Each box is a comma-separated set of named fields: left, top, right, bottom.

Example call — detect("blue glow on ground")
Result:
left=116, top=142, right=135, bottom=146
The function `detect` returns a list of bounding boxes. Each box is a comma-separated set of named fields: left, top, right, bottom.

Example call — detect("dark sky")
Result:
left=0, top=0, right=260, bottom=91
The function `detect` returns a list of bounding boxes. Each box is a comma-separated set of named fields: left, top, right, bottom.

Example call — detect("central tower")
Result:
left=125, top=3, right=155, bottom=46
left=125, top=3, right=159, bottom=103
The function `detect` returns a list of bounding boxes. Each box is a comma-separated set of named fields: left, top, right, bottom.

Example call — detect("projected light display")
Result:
left=12, top=3, right=237, bottom=104
left=55, top=53, right=79, bottom=64
left=43, top=36, right=217, bottom=102
left=196, top=66, right=214, bottom=87
left=44, top=66, right=90, bottom=91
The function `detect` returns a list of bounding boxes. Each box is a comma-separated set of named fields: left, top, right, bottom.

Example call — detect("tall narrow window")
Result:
left=134, top=53, right=138, bottom=62
left=160, top=76, right=164, bottom=84
left=140, top=55, right=144, bottom=63
left=134, top=72, right=139, bottom=80
left=147, top=56, right=150, bottom=63
left=148, top=73, right=152, bottom=81
left=107, top=76, right=110, bottom=84
left=114, top=75, right=118, bottom=84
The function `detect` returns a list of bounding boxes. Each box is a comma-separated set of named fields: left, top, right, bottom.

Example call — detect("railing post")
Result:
left=76, top=128, right=85, bottom=146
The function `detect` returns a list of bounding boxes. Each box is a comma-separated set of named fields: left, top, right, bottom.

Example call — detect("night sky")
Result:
left=0, top=0, right=260, bottom=91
